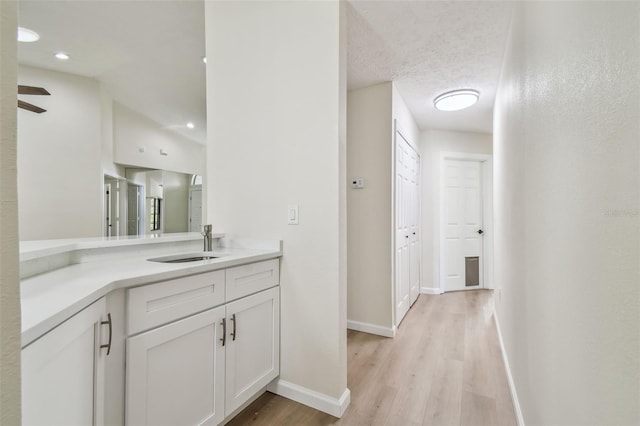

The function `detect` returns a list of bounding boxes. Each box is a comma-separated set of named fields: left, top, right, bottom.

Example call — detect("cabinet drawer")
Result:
left=128, top=270, right=225, bottom=335
left=226, top=259, right=279, bottom=301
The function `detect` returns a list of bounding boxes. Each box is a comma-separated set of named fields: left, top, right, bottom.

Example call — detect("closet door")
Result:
left=408, top=147, right=421, bottom=305
left=395, top=130, right=420, bottom=326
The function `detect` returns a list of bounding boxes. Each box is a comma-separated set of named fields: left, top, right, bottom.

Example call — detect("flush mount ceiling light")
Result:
left=55, top=52, right=70, bottom=60
left=186, top=122, right=195, bottom=129
left=202, top=57, right=207, bottom=64
left=18, top=27, right=40, bottom=43
left=434, top=89, right=479, bottom=111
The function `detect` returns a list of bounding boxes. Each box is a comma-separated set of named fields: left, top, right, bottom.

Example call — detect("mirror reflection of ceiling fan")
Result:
left=18, top=85, right=50, bottom=113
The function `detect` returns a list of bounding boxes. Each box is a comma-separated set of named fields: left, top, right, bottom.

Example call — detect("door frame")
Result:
left=392, top=120, right=421, bottom=329
left=438, top=152, right=493, bottom=293
left=103, top=174, right=124, bottom=238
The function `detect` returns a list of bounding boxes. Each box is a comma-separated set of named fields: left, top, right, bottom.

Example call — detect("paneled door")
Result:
left=127, top=184, right=143, bottom=236
left=395, top=130, right=421, bottom=326
left=189, top=188, right=202, bottom=232
left=408, top=144, right=421, bottom=305
left=441, top=159, right=483, bottom=292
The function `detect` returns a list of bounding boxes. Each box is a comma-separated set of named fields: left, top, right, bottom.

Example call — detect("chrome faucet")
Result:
left=202, top=224, right=213, bottom=252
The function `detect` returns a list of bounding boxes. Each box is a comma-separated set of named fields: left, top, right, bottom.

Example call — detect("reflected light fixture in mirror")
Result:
left=433, top=89, right=479, bottom=111
left=18, top=27, right=40, bottom=42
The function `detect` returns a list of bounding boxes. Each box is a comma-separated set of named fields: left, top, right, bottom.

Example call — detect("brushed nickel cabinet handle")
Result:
left=100, top=313, right=112, bottom=356
left=220, top=318, right=226, bottom=346
left=230, top=314, right=237, bottom=341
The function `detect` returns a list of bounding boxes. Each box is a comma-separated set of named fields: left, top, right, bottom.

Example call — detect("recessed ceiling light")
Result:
left=434, top=89, right=479, bottom=111
left=55, top=52, right=70, bottom=60
left=202, top=57, right=207, bottom=64
left=186, top=122, right=195, bottom=129
left=18, top=27, right=40, bottom=43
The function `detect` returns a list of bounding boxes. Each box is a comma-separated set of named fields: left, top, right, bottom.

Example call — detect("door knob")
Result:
left=477, top=229, right=484, bottom=235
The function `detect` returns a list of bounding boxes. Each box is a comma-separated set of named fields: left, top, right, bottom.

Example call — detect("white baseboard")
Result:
left=493, top=306, right=526, bottom=426
left=267, top=379, right=351, bottom=418
left=346, top=320, right=396, bottom=338
left=421, top=286, right=443, bottom=295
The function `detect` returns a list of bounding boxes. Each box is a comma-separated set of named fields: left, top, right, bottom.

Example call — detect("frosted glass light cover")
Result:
left=434, top=89, right=479, bottom=111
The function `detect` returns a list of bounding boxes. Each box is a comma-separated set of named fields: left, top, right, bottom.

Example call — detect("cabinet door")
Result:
left=126, top=306, right=225, bottom=426
left=225, top=287, right=280, bottom=416
left=22, top=298, right=107, bottom=426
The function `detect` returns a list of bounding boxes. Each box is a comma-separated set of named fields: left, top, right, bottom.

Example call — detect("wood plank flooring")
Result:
left=227, top=290, right=517, bottom=426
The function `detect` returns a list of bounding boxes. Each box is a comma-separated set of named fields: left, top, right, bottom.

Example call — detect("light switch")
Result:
left=288, top=204, right=299, bottom=225
left=351, top=178, right=364, bottom=189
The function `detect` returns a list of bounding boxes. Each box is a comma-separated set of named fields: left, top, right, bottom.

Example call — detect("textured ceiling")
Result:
left=18, top=0, right=206, bottom=145
left=347, top=1, right=513, bottom=134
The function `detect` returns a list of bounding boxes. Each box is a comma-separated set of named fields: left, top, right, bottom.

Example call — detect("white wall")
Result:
left=346, top=82, right=421, bottom=333
left=0, top=1, right=22, bottom=422
left=113, top=103, right=204, bottom=176
left=18, top=65, right=103, bottom=240
left=392, top=85, right=420, bottom=149
left=347, top=82, right=393, bottom=331
left=493, top=2, right=640, bottom=425
left=100, top=85, right=124, bottom=179
left=205, top=0, right=348, bottom=411
left=419, top=130, right=492, bottom=292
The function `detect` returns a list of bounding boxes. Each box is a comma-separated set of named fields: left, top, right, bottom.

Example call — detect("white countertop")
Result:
left=20, top=235, right=282, bottom=347
left=19, top=232, right=224, bottom=261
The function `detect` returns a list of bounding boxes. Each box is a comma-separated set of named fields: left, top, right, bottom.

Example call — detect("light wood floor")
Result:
left=228, top=290, right=517, bottom=426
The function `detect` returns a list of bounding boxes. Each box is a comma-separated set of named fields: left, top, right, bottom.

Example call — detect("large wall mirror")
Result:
left=16, top=1, right=206, bottom=241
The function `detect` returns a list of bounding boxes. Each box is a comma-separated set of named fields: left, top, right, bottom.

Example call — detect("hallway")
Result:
left=229, top=290, right=516, bottom=425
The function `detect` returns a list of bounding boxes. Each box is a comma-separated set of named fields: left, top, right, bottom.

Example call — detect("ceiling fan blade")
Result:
left=18, top=100, right=47, bottom=114
left=18, top=85, right=50, bottom=96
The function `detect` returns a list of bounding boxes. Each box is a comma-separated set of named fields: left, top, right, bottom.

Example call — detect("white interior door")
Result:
left=127, top=184, right=143, bottom=236
left=189, top=188, right=202, bottom=232
left=408, top=145, right=420, bottom=305
left=441, top=159, right=483, bottom=292
left=395, top=131, right=420, bottom=326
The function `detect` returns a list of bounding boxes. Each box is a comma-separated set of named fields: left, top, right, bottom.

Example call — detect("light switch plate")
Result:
left=351, top=178, right=364, bottom=189
left=288, top=204, right=299, bottom=225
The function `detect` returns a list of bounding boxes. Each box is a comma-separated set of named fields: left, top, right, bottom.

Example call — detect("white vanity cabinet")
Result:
left=224, top=286, right=280, bottom=416
left=126, top=305, right=227, bottom=425
left=22, top=298, right=111, bottom=426
left=125, top=259, right=280, bottom=425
